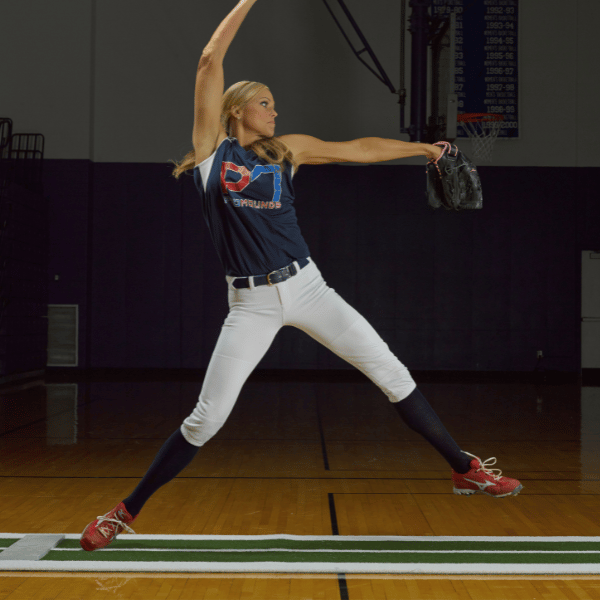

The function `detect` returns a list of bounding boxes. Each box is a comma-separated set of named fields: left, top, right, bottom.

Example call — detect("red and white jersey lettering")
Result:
left=221, top=162, right=283, bottom=204
left=221, top=162, right=251, bottom=195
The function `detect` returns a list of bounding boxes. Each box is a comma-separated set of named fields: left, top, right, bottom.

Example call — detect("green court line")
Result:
left=54, top=539, right=600, bottom=552
left=41, top=550, right=600, bottom=564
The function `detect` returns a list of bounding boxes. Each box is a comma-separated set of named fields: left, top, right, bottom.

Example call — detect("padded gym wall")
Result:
left=1, top=0, right=599, bottom=372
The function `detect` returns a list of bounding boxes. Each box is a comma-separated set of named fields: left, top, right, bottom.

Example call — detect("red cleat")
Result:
left=80, top=502, right=136, bottom=551
left=452, top=453, right=523, bottom=497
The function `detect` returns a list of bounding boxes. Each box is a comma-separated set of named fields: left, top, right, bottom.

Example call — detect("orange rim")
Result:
left=457, top=112, right=504, bottom=123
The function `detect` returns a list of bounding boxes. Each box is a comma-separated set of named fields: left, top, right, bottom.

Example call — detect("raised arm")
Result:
left=278, top=134, right=443, bottom=165
left=193, top=0, right=259, bottom=163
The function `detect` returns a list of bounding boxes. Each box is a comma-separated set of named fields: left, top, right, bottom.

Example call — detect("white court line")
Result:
left=4, top=534, right=600, bottom=542
left=2, top=561, right=600, bottom=575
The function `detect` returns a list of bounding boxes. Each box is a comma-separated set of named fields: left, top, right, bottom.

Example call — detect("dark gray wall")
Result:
left=2, top=0, right=600, bottom=166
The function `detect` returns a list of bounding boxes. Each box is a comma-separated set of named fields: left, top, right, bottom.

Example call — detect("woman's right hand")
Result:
left=193, top=0, right=260, bottom=162
left=203, top=0, right=260, bottom=62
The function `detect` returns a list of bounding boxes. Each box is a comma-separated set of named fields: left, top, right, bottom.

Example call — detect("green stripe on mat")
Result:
left=0, top=540, right=18, bottom=548
left=4, top=536, right=600, bottom=574
left=41, top=550, right=600, bottom=564
left=54, top=539, right=600, bottom=552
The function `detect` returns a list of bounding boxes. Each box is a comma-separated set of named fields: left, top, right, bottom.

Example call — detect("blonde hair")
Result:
left=171, top=81, right=298, bottom=179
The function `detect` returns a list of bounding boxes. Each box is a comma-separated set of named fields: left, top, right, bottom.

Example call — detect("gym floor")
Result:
left=1, top=370, right=600, bottom=599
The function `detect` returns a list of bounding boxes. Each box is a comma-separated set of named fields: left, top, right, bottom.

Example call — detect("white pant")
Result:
left=181, top=258, right=416, bottom=446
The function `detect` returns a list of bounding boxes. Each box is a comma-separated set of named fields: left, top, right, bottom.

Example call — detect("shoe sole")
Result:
left=80, top=527, right=98, bottom=551
left=80, top=533, right=113, bottom=551
left=80, top=538, right=95, bottom=551
left=80, top=523, right=111, bottom=551
left=453, top=483, right=523, bottom=498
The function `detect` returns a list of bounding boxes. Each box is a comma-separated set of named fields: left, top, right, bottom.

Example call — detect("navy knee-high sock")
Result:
left=394, top=388, right=471, bottom=474
left=122, top=429, right=199, bottom=516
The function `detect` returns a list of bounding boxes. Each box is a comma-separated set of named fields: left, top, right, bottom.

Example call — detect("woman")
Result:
left=80, top=0, right=521, bottom=552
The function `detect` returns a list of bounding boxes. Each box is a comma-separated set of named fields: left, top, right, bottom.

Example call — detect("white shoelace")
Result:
left=96, top=515, right=136, bottom=539
left=464, top=451, right=504, bottom=481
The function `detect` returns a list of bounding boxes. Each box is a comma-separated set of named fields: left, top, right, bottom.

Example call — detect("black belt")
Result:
left=232, top=257, right=310, bottom=289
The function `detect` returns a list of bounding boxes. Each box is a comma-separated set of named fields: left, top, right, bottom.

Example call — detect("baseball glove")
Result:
left=426, top=141, right=483, bottom=210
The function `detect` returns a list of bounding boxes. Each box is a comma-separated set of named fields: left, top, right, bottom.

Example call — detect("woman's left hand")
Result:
left=425, top=144, right=443, bottom=162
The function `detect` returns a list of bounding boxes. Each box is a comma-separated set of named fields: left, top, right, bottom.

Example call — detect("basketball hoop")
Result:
left=457, top=113, right=504, bottom=163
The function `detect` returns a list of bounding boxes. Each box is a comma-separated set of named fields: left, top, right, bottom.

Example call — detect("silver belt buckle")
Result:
left=267, top=266, right=289, bottom=286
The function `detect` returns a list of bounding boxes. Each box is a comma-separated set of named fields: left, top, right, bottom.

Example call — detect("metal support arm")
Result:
left=408, top=0, right=431, bottom=142
left=321, top=0, right=397, bottom=94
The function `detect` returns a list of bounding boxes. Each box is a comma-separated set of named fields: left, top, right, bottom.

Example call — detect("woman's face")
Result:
left=240, top=89, right=278, bottom=138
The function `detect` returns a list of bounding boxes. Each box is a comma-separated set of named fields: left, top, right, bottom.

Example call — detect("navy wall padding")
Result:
left=44, top=161, right=600, bottom=373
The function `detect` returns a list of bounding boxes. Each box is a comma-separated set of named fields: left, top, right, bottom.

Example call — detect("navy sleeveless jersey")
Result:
left=193, top=137, right=311, bottom=277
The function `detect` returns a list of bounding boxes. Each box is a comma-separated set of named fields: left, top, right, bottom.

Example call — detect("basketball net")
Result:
left=457, top=113, right=504, bottom=163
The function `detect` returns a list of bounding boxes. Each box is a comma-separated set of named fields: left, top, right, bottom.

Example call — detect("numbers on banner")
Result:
left=438, top=0, right=518, bottom=136
left=487, top=106, right=517, bottom=114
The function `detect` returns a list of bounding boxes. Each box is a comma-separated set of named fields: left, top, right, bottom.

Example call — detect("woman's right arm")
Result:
left=193, top=0, right=260, bottom=163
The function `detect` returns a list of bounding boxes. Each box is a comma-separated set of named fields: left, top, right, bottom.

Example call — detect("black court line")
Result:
left=1, top=433, right=582, bottom=444
left=328, top=493, right=349, bottom=600
left=2, top=476, right=588, bottom=495
left=0, top=436, right=584, bottom=445
left=338, top=573, right=350, bottom=600
left=315, top=398, right=331, bottom=471
left=328, top=493, right=339, bottom=535
left=0, top=474, right=583, bottom=482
